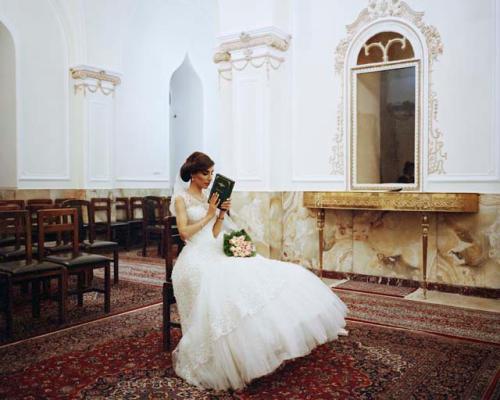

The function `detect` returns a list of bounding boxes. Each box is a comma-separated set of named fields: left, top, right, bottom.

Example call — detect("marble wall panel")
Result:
left=352, top=211, right=437, bottom=282
left=436, top=194, right=500, bottom=288
left=2, top=188, right=498, bottom=289
left=230, top=192, right=274, bottom=258
left=281, top=192, right=352, bottom=272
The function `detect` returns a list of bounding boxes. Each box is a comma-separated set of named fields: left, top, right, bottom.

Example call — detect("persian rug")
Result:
left=334, top=280, right=417, bottom=297
left=334, top=290, right=500, bottom=344
left=0, top=278, right=162, bottom=345
left=0, top=304, right=498, bottom=399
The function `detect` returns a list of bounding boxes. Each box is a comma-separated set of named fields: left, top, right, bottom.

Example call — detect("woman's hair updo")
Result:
left=180, top=152, right=214, bottom=182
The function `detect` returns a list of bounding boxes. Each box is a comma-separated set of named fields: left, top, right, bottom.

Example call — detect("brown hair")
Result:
left=180, top=151, right=214, bottom=182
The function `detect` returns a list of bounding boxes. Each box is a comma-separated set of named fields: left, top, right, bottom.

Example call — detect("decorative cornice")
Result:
left=214, top=28, right=291, bottom=82
left=70, top=66, right=121, bottom=96
left=71, top=68, right=121, bottom=85
left=214, top=31, right=290, bottom=64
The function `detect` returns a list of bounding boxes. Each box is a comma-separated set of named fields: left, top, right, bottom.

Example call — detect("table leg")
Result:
left=422, top=213, right=430, bottom=299
left=317, top=209, right=325, bottom=278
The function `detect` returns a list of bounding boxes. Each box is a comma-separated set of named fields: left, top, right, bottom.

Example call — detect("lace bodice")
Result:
left=173, top=189, right=217, bottom=246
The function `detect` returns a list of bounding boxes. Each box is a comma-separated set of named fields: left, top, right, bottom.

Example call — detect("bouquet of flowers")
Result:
left=223, top=229, right=256, bottom=257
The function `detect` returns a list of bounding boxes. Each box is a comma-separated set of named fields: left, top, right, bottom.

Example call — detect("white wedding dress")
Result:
left=171, top=189, right=348, bottom=391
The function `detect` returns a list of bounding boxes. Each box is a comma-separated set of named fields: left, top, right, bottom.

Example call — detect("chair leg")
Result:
left=32, top=279, right=41, bottom=318
left=104, top=263, right=111, bottom=313
left=5, top=276, right=13, bottom=339
left=142, top=231, right=148, bottom=257
left=125, top=225, right=131, bottom=250
left=162, top=283, right=170, bottom=351
left=113, top=249, right=119, bottom=284
left=77, top=272, right=84, bottom=307
left=58, top=270, right=67, bottom=324
left=42, top=279, right=51, bottom=296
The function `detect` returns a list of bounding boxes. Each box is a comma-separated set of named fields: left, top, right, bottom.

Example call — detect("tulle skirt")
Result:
left=172, top=241, right=348, bottom=391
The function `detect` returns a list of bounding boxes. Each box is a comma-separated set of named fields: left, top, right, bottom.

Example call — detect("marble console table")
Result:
left=303, top=192, right=479, bottom=298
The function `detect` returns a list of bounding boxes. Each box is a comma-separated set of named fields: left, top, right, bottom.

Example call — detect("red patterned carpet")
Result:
left=3, top=251, right=498, bottom=398
left=334, top=290, right=500, bottom=344
left=0, top=304, right=498, bottom=399
left=0, top=277, right=162, bottom=345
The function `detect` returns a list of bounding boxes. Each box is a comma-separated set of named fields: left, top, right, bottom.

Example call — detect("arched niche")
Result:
left=331, top=1, right=444, bottom=189
left=0, top=21, right=17, bottom=188
left=169, top=55, right=204, bottom=185
left=347, top=21, right=426, bottom=191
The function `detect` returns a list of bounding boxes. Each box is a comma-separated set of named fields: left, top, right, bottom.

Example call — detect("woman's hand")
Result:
left=219, top=198, right=231, bottom=213
left=207, top=192, right=219, bottom=218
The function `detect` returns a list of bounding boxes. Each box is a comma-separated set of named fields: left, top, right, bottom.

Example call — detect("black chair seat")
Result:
left=46, top=252, right=112, bottom=267
left=146, top=225, right=163, bottom=232
left=83, top=240, right=119, bottom=250
left=0, top=246, right=28, bottom=259
left=40, top=242, right=74, bottom=254
left=129, top=220, right=142, bottom=225
left=0, top=236, right=16, bottom=247
left=0, top=260, right=64, bottom=275
left=111, top=221, right=129, bottom=228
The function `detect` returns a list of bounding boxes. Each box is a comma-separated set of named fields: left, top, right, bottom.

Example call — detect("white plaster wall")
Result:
left=114, top=0, right=219, bottom=188
left=0, top=22, right=16, bottom=188
left=0, top=0, right=70, bottom=189
left=286, top=0, right=500, bottom=192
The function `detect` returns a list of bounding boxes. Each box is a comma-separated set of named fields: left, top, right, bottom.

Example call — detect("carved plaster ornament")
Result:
left=71, top=67, right=121, bottom=96
left=214, top=30, right=290, bottom=82
left=331, top=0, right=445, bottom=175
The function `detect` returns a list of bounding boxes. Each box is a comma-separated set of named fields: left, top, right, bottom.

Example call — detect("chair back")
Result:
left=163, top=216, right=184, bottom=281
left=37, top=208, right=79, bottom=260
left=60, top=199, right=94, bottom=242
left=0, top=200, right=25, bottom=208
left=142, top=196, right=168, bottom=228
left=27, top=199, right=53, bottom=205
left=130, top=197, right=143, bottom=220
left=26, top=204, right=56, bottom=239
left=55, top=198, right=77, bottom=206
left=90, top=198, right=111, bottom=240
left=0, top=210, right=32, bottom=261
left=115, top=197, right=130, bottom=222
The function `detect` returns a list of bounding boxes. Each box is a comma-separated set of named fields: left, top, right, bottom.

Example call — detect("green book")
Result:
left=209, top=173, right=235, bottom=209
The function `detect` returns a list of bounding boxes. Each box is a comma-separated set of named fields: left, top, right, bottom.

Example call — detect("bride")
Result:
left=170, top=151, right=348, bottom=391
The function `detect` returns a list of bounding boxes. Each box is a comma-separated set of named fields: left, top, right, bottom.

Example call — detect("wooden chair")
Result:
left=162, top=216, right=184, bottom=350
left=61, top=200, right=120, bottom=284
left=38, top=208, right=112, bottom=313
left=90, top=198, right=112, bottom=240
left=0, top=200, right=25, bottom=208
left=0, top=210, right=67, bottom=339
left=129, top=197, right=144, bottom=247
left=112, top=197, right=131, bottom=250
left=0, top=204, right=23, bottom=248
left=55, top=198, right=77, bottom=206
left=142, top=196, right=169, bottom=257
left=26, top=204, right=70, bottom=254
left=27, top=199, right=53, bottom=206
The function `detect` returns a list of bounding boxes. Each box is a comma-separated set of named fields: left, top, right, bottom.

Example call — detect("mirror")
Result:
left=351, top=61, right=420, bottom=190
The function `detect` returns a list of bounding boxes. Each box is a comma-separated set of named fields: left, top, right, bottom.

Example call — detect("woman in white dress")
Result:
left=171, top=151, right=348, bottom=391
